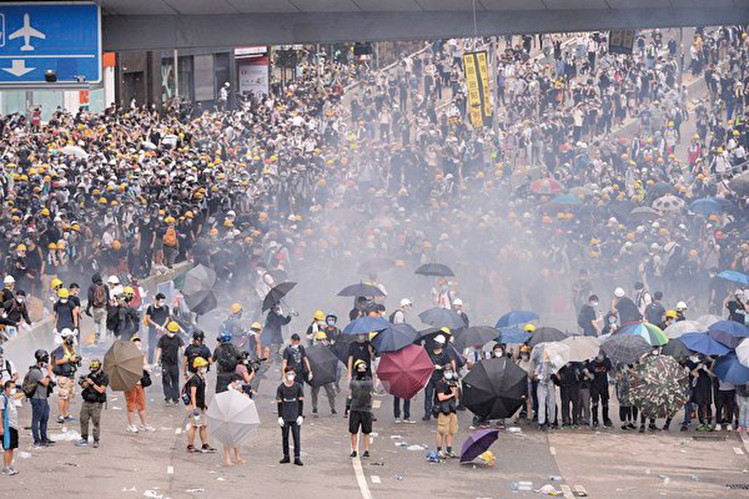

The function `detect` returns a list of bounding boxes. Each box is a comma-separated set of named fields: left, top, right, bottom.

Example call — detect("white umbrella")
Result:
left=737, top=338, right=749, bottom=368
left=531, top=342, right=570, bottom=373
left=652, top=195, right=685, bottom=212
left=60, top=144, right=89, bottom=159
left=696, top=315, right=723, bottom=329
left=560, top=336, right=600, bottom=362
left=206, top=390, right=260, bottom=447
left=663, top=320, right=705, bottom=339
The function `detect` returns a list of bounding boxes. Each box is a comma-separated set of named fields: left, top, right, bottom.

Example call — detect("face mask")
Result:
left=291, top=344, right=299, bottom=350
left=444, top=372, right=453, bottom=380
left=326, top=320, right=335, bottom=326
left=156, top=300, right=164, bottom=307
left=651, top=349, right=659, bottom=355
left=493, top=350, right=502, bottom=356
left=9, top=389, right=16, bottom=396
left=286, top=374, right=295, bottom=382
left=689, top=355, right=699, bottom=363
left=199, top=367, right=207, bottom=374
left=167, top=332, right=175, bottom=338
left=16, top=297, right=23, bottom=304
left=65, top=338, right=74, bottom=345
left=591, top=301, right=599, bottom=307
left=60, top=299, right=68, bottom=304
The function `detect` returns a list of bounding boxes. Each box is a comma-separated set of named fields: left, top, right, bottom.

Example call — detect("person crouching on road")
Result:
left=434, top=364, right=459, bottom=459
left=75, top=359, right=109, bottom=448
left=349, top=360, right=373, bottom=459
left=276, top=367, right=304, bottom=466
left=185, top=357, right=216, bottom=454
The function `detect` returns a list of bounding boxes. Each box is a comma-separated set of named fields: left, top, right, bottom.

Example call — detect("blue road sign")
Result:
left=0, top=2, right=101, bottom=86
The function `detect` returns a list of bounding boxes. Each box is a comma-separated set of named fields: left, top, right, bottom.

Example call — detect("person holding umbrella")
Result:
left=263, top=304, right=293, bottom=362
left=310, top=332, right=337, bottom=417
left=124, top=337, right=154, bottom=434
left=434, top=364, right=459, bottom=458
left=349, top=360, right=373, bottom=459
left=276, top=366, right=304, bottom=466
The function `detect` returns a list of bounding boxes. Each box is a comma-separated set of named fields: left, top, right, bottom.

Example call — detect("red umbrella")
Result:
left=377, top=344, right=434, bottom=400
left=530, top=178, right=562, bottom=195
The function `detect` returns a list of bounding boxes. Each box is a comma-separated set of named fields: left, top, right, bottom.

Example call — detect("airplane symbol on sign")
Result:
left=9, top=13, right=45, bottom=51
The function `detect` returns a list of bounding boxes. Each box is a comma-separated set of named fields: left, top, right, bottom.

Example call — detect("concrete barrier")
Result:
left=3, top=262, right=193, bottom=370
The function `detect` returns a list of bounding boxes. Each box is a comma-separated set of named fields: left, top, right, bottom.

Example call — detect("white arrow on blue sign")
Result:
left=0, top=2, right=101, bottom=85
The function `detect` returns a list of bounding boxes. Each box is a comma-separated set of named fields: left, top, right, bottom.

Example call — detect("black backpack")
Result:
left=22, top=366, right=41, bottom=398
left=216, top=344, right=239, bottom=373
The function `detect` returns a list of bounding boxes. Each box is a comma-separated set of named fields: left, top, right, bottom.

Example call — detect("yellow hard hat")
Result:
left=665, top=310, right=677, bottom=319
left=41, top=208, right=50, bottom=217
left=51, top=278, right=63, bottom=289
left=167, top=321, right=180, bottom=333
left=57, top=288, right=70, bottom=298
left=98, top=197, right=108, bottom=205
left=192, top=357, right=209, bottom=369
left=123, top=286, right=135, bottom=296
left=185, top=211, right=194, bottom=218
left=314, top=331, right=327, bottom=340
left=251, top=322, right=262, bottom=330
left=230, top=302, right=242, bottom=314
left=353, top=359, right=368, bottom=370
left=164, top=216, right=175, bottom=224
left=524, top=324, right=536, bottom=333
left=313, top=310, right=325, bottom=321
left=48, top=242, right=58, bottom=250
left=440, top=326, right=451, bottom=335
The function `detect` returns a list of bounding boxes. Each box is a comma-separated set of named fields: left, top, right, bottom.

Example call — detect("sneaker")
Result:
left=403, top=418, right=416, bottom=424
left=422, top=415, right=431, bottom=422
left=621, top=424, right=629, bottom=431
left=187, top=445, right=199, bottom=453
left=438, top=450, right=446, bottom=459
left=64, top=415, right=77, bottom=422
left=93, top=441, right=100, bottom=449
left=662, top=423, right=670, bottom=431
left=627, top=423, right=636, bottom=430
left=41, top=440, right=55, bottom=446
left=350, top=451, right=358, bottom=458
left=446, top=450, right=457, bottom=459
left=648, top=424, right=659, bottom=432
left=74, top=438, right=89, bottom=447
left=362, top=451, right=370, bottom=459
left=312, top=411, right=319, bottom=419
left=394, top=418, right=402, bottom=424
left=56, top=416, right=65, bottom=424
left=126, top=425, right=140, bottom=434
left=697, top=424, right=707, bottom=432
left=331, top=408, right=338, bottom=415
left=680, top=424, right=689, bottom=432
left=1, top=467, right=18, bottom=475
left=715, top=424, right=722, bottom=431
left=293, top=458, right=304, bottom=466
left=638, top=426, right=645, bottom=433
left=603, top=421, right=613, bottom=428
left=201, top=444, right=216, bottom=453
left=140, top=424, right=156, bottom=432
left=726, top=424, right=733, bottom=432
left=279, top=457, right=290, bottom=464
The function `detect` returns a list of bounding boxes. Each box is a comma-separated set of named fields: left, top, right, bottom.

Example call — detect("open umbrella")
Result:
left=496, top=326, right=532, bottom=344
left=103, top=339, right=144, bottom=392
left=371, top=323, right=418, bottom=353
left=550, top=194, right=581, bottom=205
left=663, top=320, right=705, bottom=339
left=460, top=429, right=500, bottom=464
left=661, top=339, right=693, bottom=360
left=601, top=334, right=650, bottom=365
left=377, top=345, right=434, bottom=400
left=262, top=282, right=297, bottom=312
left=343, top=316, right=390, bottom=335
left=718, top=270, right=749, bottom=286
left=629, top=206, right=660, bottom=222
left=414, top=326, right=445, bottom=345
left=569, top=186, right=593, bottom=197
left=61, top=144, right=89, bottom=159
left=629, top=355, right=690, bottom=419
left=736, top=339, right=749, bottom=368
left=419, top=307, right=467, bottom=330
left=182, top=264, right=218, bottom=315
left=689, top=198, right=721, bottom=216
left=495, top=310, right=539, bottom=328
left=652, top=194, right=685, bottom=212
left=462, top=357, right=527, bottom=419
left=530, top=178, right=562, bottom=195
left=455, top=326, right=498, bottom=350
left=337, top=282, right=386, bottom=298
left=619, top=322, right=668, bottom=346
left=560, top=336, right=601, bottom=362
left=206, top=390, right=260, bottom=447
left=714, top=353, right=749, bottom=384
left=306, top=345, right=340, bottom=387
left=528, top=327, right=567, bottom=347
left=708, top=320, right=749, bottom=349
left=530, top=342, right=570, bottom=373
left=679, top=333, right=731, bottom=357
left=414, top=263, right=455, bottom=277
left=696, top=314, right=723, bottom=328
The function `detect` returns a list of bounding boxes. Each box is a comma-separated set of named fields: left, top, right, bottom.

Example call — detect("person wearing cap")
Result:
left=52, top=328, right=80, bottom=424
left=155, top=321, right=185, bottom=405
left=634, top=282, right=652, bottom=316
left=390, top=298, right=412, bottom=324
left=348, top=360, right=373, bottom=459
left=423, top=335, right=455, bottom=421
left=145, top=293, right=171, bottom=364
left=612, top=287, right=642, bottom=326
left=310, top=331, right=337, bottom=417
left=184, top=330, right=212, bottom=378
left=53, top=288, right=79, bottom=339
left=577, top=294, right=601, bottom=337
left=241, top=321, right=265, bottom=363
left=75, top=359, right=109, bottom=448
left=305, top=310, right=326, bottom=346
left=282, top=334, right=313, bottom=389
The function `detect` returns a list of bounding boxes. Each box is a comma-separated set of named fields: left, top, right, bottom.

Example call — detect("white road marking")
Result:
left=372, top=400, right=381, bottom=409
left=352, top=457, right=374, bottom=499
left=560, top=484, right=574, bottom=499
left=370, top=475, right=381, bottom=484
left=549, top=446, right=557, bottom=455
left=734, top=447, right=745, bottom=455
left=167, top=465, right=174, bottom=474
left=175, top=428, right=182, bottom=435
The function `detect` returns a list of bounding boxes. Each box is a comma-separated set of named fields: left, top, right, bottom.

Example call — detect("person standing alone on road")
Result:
left=185, top=357, right=215, bottom=454
left=276, top=367, right=304, bottom=466
left=75, top=359, right=108, bottom=448
left=348, top=360, right=373, bottom=459
left=25, top=349, right=55, bottom=448
left=155, top=321, right=184, bottom=405
left=1, top=380, right=20, bottom=474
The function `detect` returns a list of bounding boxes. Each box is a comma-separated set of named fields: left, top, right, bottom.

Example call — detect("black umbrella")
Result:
left=306, top=344, right=340, bottom=388
left=262, top=282, right=297, bottom=312
left=182, top=264, right=218, bottom=315
left=662, top=339, right=694, bottom=360
left=608, top=199, right=636, bottom=220
left=332, top=336, right=354, bottom=364
left=629, top=206, right=660, bottom=222
left=455, top=326, right=498, bottom=350
left=372, top=323, right=418, bottom=353
left=462, top=357, right=527, bottom=419
left=528, top=327, right=568, bottom=347
left=415, top=263, right=455, bottom=277
left=337, top=282, right=386, bottom=298
left=601, top=334, right=651, bottom=365
left=414, top=327, right=444, bottom=345
left=418, top=307, right=467, bottom=330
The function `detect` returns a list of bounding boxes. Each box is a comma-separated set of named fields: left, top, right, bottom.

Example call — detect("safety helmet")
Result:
left=60, top=328, right=74, bottom=338
left=193, top=357, right=209, bottom=369
left=665, top=310, right=677, bottom=319
left=250, top=322, right=262, bottom=331
left=218, top=330, right=232, bottom=343
left=34, top=349, right=49, bottom=363
left=57, top=288, right=70, bottom=298
left=48, top=242, right=58, bottom=250
left=51, top=278, right=63, bottom=289
left=519, top=345, right=532, bottom=354
left=89, top=359, right=102, bottom=370
left=434, top=335, right=446, bottom=345
left=3, top=276, right=15, bottom=285
left=107, top=275, right=120, bottom=285
left=230, top=302, right=242, bottom=314
left=353, top=359, right=368, bottom=371
left=167, top=321, right=180, bottom=333
left=41, top=208, right=51, bottom=217
left=524, top=324, right=536, bottom=333
left=192, top=330, right=205, bottom=341
left=313, top=309, right=325, bottom=321
left=676, top=301, right=687, bottom=311
left=399, top=298, right=413, bottom=308
left=123, top=286, right=135, bottom=296
left=452, top=298, right=463, bottom=307
left=164, top=216, right=175, bottom=224
left=314, top=331, right=327, bottom=341
left=16, top=244, right=26, bottom=252
left=439, top=327, right=451, bottom=335
left=614, top=287, right=625, bottom=298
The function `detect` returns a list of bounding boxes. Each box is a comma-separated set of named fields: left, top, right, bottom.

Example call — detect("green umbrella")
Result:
left=103, top=339, right=144, bottom=392
left=629, top=355, right=690, bottom=419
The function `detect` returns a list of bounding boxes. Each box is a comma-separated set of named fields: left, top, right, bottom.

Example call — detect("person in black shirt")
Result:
left=613, top=288, right=642, bottom=326
left=155, top=322, right=185, bottom=405
left=348, top=360, right=373, bottom=459
left=262, top=305, right=292, bottom=360
left=726, top=290, right=747, bottom=324
left=281, top=334, right=313, bottom=386
left=145, top=293, right=171, bottom=364
left=346, top=335, right=373, bottom=380
left=68, top=283, right=82, bottom=309
left=3, top=290, right=31, bottom=328
left=577, top=295, right=600, bottom=336
left=185, top=357, right=214, bottom=453
left=276, top=367, right=304, bottom=466
left=423, top=335, right=455, bottom=421
left=587, top=354, right=613, bottom=428
left=644, top=291, right=666, bottom=328
left=75, top=359, right=108, bottom=448
left=183, top=330, right=211, bottom=378
left=433, top=364, right=459, bottom=458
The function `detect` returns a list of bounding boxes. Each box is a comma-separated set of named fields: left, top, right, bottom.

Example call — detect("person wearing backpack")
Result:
left=23, top=350, right=55, bottom=448
left=212, top=330, right=241, bottom=394
left=74, top=359, right=108, bottom=448
left=86, top=273, right=109, bottom=344
left=162, top=217, right=179, bottom=269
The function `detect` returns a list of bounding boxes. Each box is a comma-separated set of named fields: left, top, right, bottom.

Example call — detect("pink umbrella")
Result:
left=531, top=178, right=562, bottom=194
left=377, top=344, right=434, bottom=400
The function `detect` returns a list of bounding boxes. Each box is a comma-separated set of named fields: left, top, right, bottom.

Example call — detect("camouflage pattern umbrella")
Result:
left=629, top=355, right=690, bottom=419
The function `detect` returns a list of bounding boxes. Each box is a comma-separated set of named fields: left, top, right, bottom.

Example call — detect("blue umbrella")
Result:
left=718, top=270, right=749, bottom=286
left=371, top=323, right=418, bottom=353
left=343, top=316, right=391, bottom=335
left=688, top=198, right=720, bottom=216
left=495, top=310, right=539, bottom=328
left=714, top=353, right=749, bottom=384
left=497, top=326, right=532, bottom=344
left=708, top=320, right=749, bottom=348
left=418, top=307, right=467, bottom=330
left=679, top=333, right=730, bottom=357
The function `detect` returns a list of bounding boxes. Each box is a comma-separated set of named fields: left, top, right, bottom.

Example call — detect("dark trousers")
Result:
left=162, top=363, right=180, bottom=402
left=591, top=385, right=610, bottom=424
left=716, top=389, right=736, bottom=424
left=698, top=401, right=713, bottom=424
left=31, top=398, right=50, bottom=444
left=394, top=397, right=411, bottom=419
left=281, top=422, right=301, bottom=459
left=619, top=405, right=638, bottom=422
left=424, top=379, right=437, bottom=419
left=560, top=385, right=580, bottom=425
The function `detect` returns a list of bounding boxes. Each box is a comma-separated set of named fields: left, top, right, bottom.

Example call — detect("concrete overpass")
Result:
left=100, top=0, right=749, bottom=51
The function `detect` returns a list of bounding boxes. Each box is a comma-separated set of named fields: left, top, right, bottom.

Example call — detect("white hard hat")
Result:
left=736, top=288, right=745, bottom=297
left=434, top=335, right=446, bottom=345
left=111, top=285, right=124, bottom=297
left=614, top=287, right=625, bottom=298
left=452, top=298, right=463, bottom=306
left=3, top=276, right=15, bottom=284
left=400, top=298, right=412, bottom=307
left=107, top=275, right=120, bottom=285
left=676, top=301, right=688, bottom=310
left=60, top=328, right=75, bottom=338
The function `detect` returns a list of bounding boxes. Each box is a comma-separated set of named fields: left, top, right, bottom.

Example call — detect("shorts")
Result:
left=57, top=376, right=75, bottom=401
left=125, top=384, right=146, bottom=412
left=2, top=427, right=18, bottom=450
left=437, top=412, right=458, bottom=436
left=190, top=409, right=206, bottom=428
left=348, top=410, right=372, bottom=435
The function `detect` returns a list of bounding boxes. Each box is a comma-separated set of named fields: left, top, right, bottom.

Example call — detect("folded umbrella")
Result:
left=718, top=270, right=749, bottom=286
left=377, top=345, right=434, bottom=400
left=661, top=339, right=694, bottom=360
left=206, top=390, right=260, bottom=447
left=560, top=336, right=601, bottom=362
left=455, top=326, right=498, bottom=350
left=528, top=327, right=567, bottom=347
left=629, top=355, right=690, bottom=419
left=371, top=323, right=418, bottom=353
left=462, top=357, right=528, bottom=419
left=262, top=282, right=297, bottom=312
left=679, top=333, right=731, bottom=357
left=419, top=307, right=467, bottom=330
left=496, top=326, right=532, bottom=344
left=343, top=316, right=391, bottom=335
left=103, top=339, right=145, bottom=392
left=337, top=282, right=386, bottom=298
left=663, top=320, right=705, bottom=339
left=460, top=429, right=500, bottom=464
left=619, top=322, right=668, bottom=346
left=495, top=310, right=539, bottom=328
left=601, top=334, right=651, bottom=365
left=714, top=353, right=749, bottom=384
left=708, top=320, right=749, bottom=349
left=415, top=263, right=455, bottom=277
left=530, top=342, right=570, bottom=373
left=305, top=344, right=340, bottom=387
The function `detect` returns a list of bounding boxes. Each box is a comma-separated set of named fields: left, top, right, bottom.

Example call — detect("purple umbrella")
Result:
left=459, top=428, right=500, bottom=464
